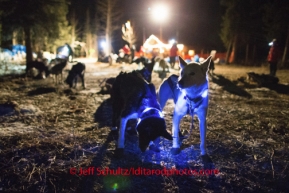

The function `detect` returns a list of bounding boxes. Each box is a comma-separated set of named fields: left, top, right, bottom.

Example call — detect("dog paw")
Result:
left=201, top=154, right=212, bottom=163
left=149, top=144, right=161, bottom=152
left=171, top=148, right=181, bottom=155
left=114, top=148, right=124, bottom=158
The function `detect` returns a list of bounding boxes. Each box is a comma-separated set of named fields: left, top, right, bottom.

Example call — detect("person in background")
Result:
left=169, top=42, right=178, bottom=69
left=193, top=54, right=200, bottom=63
left=130, top=45, right=136, bottom=62
left=122, top=44, right=131, bottom=63
left=267, top=39, right=281, bottom=76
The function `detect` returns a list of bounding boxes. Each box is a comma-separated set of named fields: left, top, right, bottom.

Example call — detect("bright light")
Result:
left=169, top=39, right=175, bottom=45
left=188, top=50, right=195, bottom=56
left=100, top=41, right=107, bottom=49
left=177, top=44, right=184, bottom=51
left=151, top=4, right=169, bottom=22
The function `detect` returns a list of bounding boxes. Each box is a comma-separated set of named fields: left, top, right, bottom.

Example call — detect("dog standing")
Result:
left=48, top=59, right=67, bottom=84
left=209, top=59, right=215, bottom=75
left=65, top=62, right=86, bottom=89
left=155, top=57, right=170, bottom=72
left=26, top=61, right=49, bottom=78
left=158, top=56, right=211, bottom=156
left=111, top=70, right=172, bottom=156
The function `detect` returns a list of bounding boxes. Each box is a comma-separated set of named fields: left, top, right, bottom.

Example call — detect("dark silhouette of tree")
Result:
left=84, top=9, right=97, bottom=58
left=96, top=0, right=122, bottom=55
left=0, top=0, right=69, bottom=62
left=220, top=0, right=267, bottom=64
left=263, top=1, right=289, bottom=67
left=68, top=8, right=82, bottom=56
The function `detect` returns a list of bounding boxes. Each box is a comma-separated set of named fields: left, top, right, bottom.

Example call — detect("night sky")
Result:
left=72, top=0, right=225, bottom=52
left=122, top=0, right=225, bottom=51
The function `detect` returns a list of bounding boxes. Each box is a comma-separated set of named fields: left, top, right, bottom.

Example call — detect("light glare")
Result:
left=152, top=4, right=169, bottom=22
left=101, top=41, right=107, bottom=48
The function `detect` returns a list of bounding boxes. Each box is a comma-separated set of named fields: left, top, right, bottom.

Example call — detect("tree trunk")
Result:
left=252, top=42, right=256, bottom=65
left=93, top=34, right=98, bottom=59
left=105, top=0, right=112, bottom=56
left=143, top=27, right=146, bottom=44
left=245, top=43, right=249, bottom=65
left=24, top=26, right=33, bottom=63
left=229, top=35, right=237, bottom=64
left=281, top=25, right=289, bottom=67
left=225, top=39, right=232, bottom=64
left=12, top=31, right=17, bottom=45
left=70, top=9, right=78, bottom=54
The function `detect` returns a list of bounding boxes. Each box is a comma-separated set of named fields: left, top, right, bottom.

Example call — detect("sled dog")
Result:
left=65, top=62, right=86, bottom=89
left=111, top=70, right=172, bottom=156
left=158, top=56, right=211, bottom=156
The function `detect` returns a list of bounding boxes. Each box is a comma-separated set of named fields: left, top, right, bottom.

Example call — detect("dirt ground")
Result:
left=0, top=59, right=289, bottom=193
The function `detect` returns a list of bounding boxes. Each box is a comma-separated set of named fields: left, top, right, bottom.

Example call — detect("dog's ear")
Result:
left=179, top=56, right=187, bottom=69
left=201, top=56, right=212, bottom=73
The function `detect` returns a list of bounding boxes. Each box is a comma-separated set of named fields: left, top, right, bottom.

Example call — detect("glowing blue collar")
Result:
left=136, top=107, right=164, bottom=126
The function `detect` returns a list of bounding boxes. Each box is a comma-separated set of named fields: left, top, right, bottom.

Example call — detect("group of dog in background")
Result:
left=25, top=58, right=86, bottom=89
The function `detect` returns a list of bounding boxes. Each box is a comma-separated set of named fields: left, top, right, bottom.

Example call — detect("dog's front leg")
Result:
left=171, top=94, right=187, bottom=155
left=115, top=117, right=128, bottom=157
left=171, top=112, right=183, bottom=155
left=196, top=108, right=208, bottom=155
left=117, top=117, right=128, bottom=149
left=116, top=113, right=137, bottom=157
left=80, top=73, right=86, bottom=89
left=73, top=76, right=78, bottom=88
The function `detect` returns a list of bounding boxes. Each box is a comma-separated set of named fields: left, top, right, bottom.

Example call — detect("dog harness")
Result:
left=136, top=107, right=164, bottom=126
left=167, top=75, right=207, bottom=115
left=184, top=91, right=206, bottom=115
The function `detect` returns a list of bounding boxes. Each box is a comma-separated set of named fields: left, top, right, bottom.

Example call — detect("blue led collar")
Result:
left=136, top=107, right=164, bottom=127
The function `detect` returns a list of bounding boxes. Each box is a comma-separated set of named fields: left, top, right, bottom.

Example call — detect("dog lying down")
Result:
left=158, top=56, right=212, bottom=157
left=111, top=70, right=172, bottom=156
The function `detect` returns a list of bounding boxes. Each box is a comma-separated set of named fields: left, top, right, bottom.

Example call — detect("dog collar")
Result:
left=136, top=107, right=164, bottom=126
left=140, top=107, right=164, bottom=119
left=184, top=89, right=208, bottom=114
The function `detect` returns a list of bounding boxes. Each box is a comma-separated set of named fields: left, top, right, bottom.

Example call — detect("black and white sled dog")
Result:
left=158, top=56, right=211, bottom=156
left=111, top=70, right=172, bottom=156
